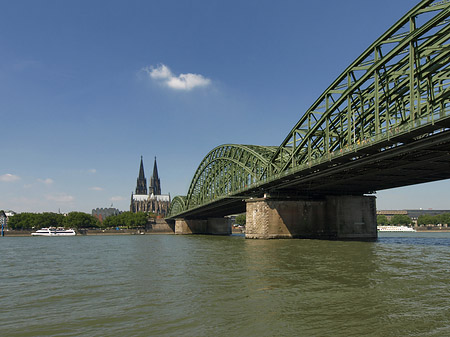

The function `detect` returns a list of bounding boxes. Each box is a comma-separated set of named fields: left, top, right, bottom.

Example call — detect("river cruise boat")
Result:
left=377, top=225, right=416, bottom=232
left=31, top=227, right=77, bottom=236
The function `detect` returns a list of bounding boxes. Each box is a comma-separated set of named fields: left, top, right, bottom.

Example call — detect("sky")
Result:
left=1, top=0, right=448, bottom=214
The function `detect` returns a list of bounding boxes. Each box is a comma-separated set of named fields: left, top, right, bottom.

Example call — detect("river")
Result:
left=0, top=232, right=449, bottom=336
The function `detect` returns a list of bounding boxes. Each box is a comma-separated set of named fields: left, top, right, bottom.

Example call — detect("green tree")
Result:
left=64, top=212, right=99, bottom=229
left=377, top=215, right=389, bottom=225
left=39, top=212, right=65, bottom=228
left=8, top=213, right=40, bottom=230
left=417, top=214, right=438, bottom=226
left=390, top=214, right=411, bottom=225
left=437, top=213, right=450, bottom=225
left=103, top=212, right=149, bottom=229
left=235, top=214, right=246, bottom=225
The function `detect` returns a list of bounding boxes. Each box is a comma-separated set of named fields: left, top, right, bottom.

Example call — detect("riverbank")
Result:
left=1, top=229, right=175, bottom=237
left=2, top=228, right=449, bottom=236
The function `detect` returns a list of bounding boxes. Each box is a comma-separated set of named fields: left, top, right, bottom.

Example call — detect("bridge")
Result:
left=167, top=0, right=450, bottom=240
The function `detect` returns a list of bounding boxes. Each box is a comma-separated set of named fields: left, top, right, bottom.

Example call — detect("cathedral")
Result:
left=130, top=156, right=171, bottom=216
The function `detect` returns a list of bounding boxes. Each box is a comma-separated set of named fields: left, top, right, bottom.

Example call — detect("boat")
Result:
left=377, top=225, right=416, bottom=232
left=31, top=227, right=77, bottom=236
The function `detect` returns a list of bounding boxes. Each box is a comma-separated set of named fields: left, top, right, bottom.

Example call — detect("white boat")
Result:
left=377, top=225, right=416, bottom=232
left=31, top=227, right=77, bottom=236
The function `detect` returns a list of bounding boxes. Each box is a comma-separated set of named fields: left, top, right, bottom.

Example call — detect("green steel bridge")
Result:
left=168, top=0, right=450, bottom=220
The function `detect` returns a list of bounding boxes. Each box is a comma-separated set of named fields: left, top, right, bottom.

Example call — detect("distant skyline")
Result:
left=2, top=0, right=450, bottom=213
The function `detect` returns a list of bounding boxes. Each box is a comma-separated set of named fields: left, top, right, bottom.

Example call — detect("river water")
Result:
left=0, top=232, right=449, bottom=337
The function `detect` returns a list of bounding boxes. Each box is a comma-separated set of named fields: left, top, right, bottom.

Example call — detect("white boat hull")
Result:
left=377, top=225, right=416, bottom=232
left=31, top=228, right=77, bottom=236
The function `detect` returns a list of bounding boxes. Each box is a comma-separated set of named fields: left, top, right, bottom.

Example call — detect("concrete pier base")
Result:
left=245, top=195, right=377, bottom=240
left=175, top=218, right=231, bottom=235
left=207, top=218, right=232, bottom=235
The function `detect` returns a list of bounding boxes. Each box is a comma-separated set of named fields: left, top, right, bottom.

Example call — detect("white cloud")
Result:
left=89, top=186, right=104, bottom=191
left=38, top=178, right=54, bottom=185
left=0, top=174, right=20, bottom=182
left=110, top=196, right=124, bottom=201
left=88, top=169, right=97, bottom=174
left=46, top=194, right=75, bottom=203
left=143, top=64, right=211, bottom=91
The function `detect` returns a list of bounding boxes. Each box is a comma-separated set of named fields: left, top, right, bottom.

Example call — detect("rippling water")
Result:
left=0, top=232, right=449, bottom=336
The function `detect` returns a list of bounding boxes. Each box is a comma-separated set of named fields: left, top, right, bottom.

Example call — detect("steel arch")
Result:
left=168, top=196, right=187, bottom=217
left=267, top=0, right=450, bottom=176
left=184, top=144, right=277, bottom=210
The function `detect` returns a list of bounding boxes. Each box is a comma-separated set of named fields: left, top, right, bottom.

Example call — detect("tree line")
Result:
left=8, top=212, right=99, bottom=230
left=377, top=213, right=450, bottom=226
left=8, top=211, right=155, bottom=230
left=102, top=212, right=153, bottom=228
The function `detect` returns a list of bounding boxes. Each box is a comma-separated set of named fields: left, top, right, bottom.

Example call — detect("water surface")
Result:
left=0, top=232, right=449, bottom=336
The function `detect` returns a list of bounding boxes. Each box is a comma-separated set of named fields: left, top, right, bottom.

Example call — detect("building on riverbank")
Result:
left=130, top=156, right=170, bottom=216
left=92, top=207, right=121, bottom=222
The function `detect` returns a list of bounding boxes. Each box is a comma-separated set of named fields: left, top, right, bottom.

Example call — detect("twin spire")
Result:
left=135, top=156, right=161, bottom=196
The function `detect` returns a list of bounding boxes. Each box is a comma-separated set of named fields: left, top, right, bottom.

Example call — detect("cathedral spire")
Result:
left=149, top=156, right=161, bottom=195
left=135, top=156, right=148, bottom=195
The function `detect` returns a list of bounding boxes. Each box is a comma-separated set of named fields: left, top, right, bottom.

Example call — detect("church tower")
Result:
left=149, top=157, right=161, bottom=195
left=131, top=155, right=170, bottom=215
left=135, top=156, right=148, bottom=195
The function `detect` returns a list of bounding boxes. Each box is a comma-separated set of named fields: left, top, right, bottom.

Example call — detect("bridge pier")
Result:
left=175, top=218, right=231, bottom=235
left=245, top=195, right=377, bottom=240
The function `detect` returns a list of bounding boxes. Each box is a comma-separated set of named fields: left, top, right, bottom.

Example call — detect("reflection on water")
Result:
left=0, top=232, right=449, bottom=336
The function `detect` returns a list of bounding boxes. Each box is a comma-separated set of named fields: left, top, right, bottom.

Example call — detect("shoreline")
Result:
left=2, top=228, right=450, bottom=237
left=1, top=230, right=176, bottom=237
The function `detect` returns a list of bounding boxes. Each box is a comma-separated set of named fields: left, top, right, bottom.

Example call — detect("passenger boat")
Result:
left=377, top=225, right=416, bottom=232
left=31, top=227, right=77, bottom=236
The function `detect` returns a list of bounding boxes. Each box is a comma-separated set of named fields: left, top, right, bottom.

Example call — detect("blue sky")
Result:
left=1, top=0, right=447, bottom=213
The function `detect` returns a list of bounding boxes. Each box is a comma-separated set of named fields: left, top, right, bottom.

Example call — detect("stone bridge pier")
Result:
left=175, top=217, right=232, bottom=235
left=245, top=195, right=377, bottom=240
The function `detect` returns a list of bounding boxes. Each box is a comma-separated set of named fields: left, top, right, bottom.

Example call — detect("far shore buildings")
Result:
left=130, top=156, right=170, bottom=216
left=92, top=207, right=121, bottom=222
left=377, top=209, right=450, bottom=225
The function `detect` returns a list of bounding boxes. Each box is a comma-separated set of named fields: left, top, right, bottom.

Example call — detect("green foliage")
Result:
left=8, top=213, right=35, bottom=229
left=390, top=214, right=411, bottom=225
left=7, top=212, right=64, bottom=230
left=377, top=215, right=389, bottom=225
left=103, top=212, right=149, bottom=228
left=235, top=214, right=246, bottom=225
left=437, top=213, right=450, bottom=225
left=64, top=212, right=99, bottom=229
left=40, top=212, right=65, bottom=228
left=415, top=213, right=450, bottom=226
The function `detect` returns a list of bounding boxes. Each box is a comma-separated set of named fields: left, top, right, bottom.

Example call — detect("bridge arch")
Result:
left=266, top=0, right=450, bottom=176
left=168, top=196, right=187, bottom=217
left=184, top=144, right=277, bottom=211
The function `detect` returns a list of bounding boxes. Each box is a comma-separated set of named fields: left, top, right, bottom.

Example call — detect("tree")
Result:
left=377, top=215, right=389, bottom=225
left=417, top=214, right=438, bottom=226
left=64, top=212, right=99, bottom=229
left=8, top=213, right=42, bottom=230
left=437, top=213, right=450, bottom=225
left=102, top=212, right=149, bottom=229
left=39, top=212, right=65, bottom=228
left=235, top=214, right=246, bottom=225
left=390, top=214, right=411, bottom=225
